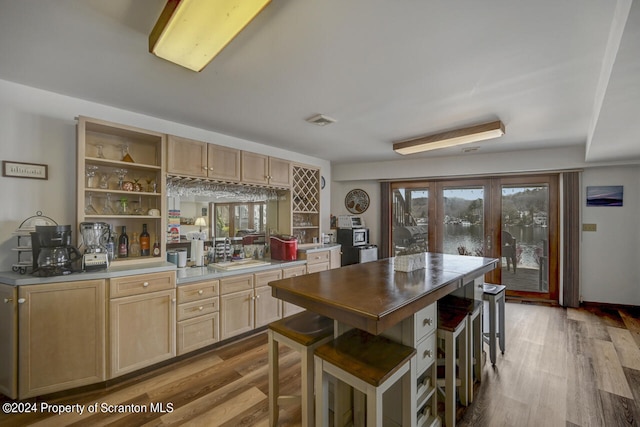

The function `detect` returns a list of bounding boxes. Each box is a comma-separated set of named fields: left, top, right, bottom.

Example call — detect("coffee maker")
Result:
left=79, top=222, right=110, bottom=271
left=31, top=225, right=82, bottom=276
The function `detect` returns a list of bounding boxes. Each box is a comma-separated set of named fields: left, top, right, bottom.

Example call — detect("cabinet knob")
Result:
left=172, top=298, right=176, bottom=303
left=198, top=306, right=204, bottom=311
left=198, top=289, right=204, bottom=295
left=18, top=298, right=26, bottom=304
left=143, top=282, right=149, bottom=287
left=209, top=167, right=214, bottom=171
left=256, top=294, right=260, bottom=299
left=423, top=349, right=433, bottom=359
left=3, top=298, right=12, bottom=304
left=423, top=318, right=433, bottom=326
left=202, top=166, right=208, bottom=171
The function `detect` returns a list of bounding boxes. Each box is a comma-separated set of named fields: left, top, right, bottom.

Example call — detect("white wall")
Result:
left=0, top=79, right=331, bottom=271
left=331, top=152, right=640, bottom=306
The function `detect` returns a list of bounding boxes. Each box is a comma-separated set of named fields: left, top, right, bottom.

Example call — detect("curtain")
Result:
left=380, top=182, right=391, bottom=259
left=562, top=171, right=580, bottom=307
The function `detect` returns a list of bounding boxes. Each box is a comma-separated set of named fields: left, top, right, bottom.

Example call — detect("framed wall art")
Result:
left=586, top=185, right=623, bottom=207
left=2, top=161, right=48, bottom=180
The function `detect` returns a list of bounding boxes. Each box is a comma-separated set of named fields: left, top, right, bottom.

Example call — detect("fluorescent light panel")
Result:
left=393, top=120, right=505, bottom=155
left=149, top=0, right=271, bottom=72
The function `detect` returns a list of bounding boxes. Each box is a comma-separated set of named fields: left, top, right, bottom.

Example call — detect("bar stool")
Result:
left=314, top=328, right=416, bottom=427
left=437, top=305, right=469, bottom=427
left=482, top=283, right=506, bottom=365
left=467, top=299, right=483, bottom=403
left=269, top=310, right=334, bottom=427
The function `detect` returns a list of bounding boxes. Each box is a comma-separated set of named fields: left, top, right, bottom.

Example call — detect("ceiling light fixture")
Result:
left=393, top=120, right=505, bottom=155
left=306, top=114, right=336, bottom=127
left=149, top=0, right=271, bottom=72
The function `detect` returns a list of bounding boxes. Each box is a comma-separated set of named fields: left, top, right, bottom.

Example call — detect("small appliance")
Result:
left=31, top=225, right=82, bottom=276
left=270, top=235, right=298, bottom=261
left=79, top=222, right=111, bottom=271
left=337, top=228, right=370, bottom=247
left=337, top=215, right=365, bottom=229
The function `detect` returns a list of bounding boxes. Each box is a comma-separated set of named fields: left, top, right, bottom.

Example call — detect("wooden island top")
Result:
left=269, top=252, right=499, bottom=335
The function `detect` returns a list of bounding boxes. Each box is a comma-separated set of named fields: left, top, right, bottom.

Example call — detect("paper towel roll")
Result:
left=191, top=240, right=204, bottom=266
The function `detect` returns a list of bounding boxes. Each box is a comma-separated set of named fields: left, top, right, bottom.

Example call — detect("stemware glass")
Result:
left=132, top=195, right=144, bottom=215
left=85, top=165, right=99, bottom=188
left=113, top=168, right=128, bottom=190
left=85, top=192, right=99, bottom=215
left=146, top=176, right=154, bottom=193
left=102, top=193, right=116, bottom=215
left=95, top=144, right=105, bottom=159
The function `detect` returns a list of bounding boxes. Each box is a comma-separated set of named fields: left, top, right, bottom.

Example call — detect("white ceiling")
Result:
left=1, top=0, right=639, bottom=165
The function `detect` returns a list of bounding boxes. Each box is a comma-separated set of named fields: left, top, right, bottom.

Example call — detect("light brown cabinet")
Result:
left=291, top=164, right=320, bottom=243
left=18, top=280, right=106, bottom=398
left=176, top=280, right=220, bottom=355
left=166, top=135, right=241, bottom=182
left=220, top=274, right=254, bottom=340
left=0, top=284, right=17, bottom=399
left=77, top=116, right=167, bottom=264
left=254, top=269, right=283, bottom=327
left=299, top=249, right=331, bottom=273
left=241, top=152, right=291, bottom=188
left=109, top=272, right=176, bottom=378
left=281, top=265, right=307, bottom=317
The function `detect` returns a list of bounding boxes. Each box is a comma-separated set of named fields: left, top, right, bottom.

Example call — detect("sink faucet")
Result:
left=224, top=237, right=231, bottom=262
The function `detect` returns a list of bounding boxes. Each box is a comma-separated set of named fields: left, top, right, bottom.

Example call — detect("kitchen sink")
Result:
left=208, top=259, right=271, bottom=270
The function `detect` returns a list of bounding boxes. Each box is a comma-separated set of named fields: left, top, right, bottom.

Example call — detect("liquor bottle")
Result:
left=130, top=232, right=141, bottom=257
left=140, top=223, right=150, bottom=256
left=106, top=229, right=116, bottom=262
left=118, top=226, right=129, bottom=258
left=152, top=235, right=161, bottom=257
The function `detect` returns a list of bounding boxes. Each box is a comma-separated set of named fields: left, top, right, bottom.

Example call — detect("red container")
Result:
left=270, top=235, right=298, bottom=261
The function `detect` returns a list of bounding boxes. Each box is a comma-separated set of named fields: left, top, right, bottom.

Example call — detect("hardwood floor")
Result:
left=1, top=302, right=639, bottom=426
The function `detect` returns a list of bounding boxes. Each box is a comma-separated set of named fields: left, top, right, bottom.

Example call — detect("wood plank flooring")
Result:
left=1, top=302, right=639, bottom=426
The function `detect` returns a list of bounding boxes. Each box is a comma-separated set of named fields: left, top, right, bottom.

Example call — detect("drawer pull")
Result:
left=3, top=298, right=12, bottom=304
left=423, top=318, right=433, bottom=327
left=198, top=289, right=204, bottom=295
left=423, top=349, right=433, bottom=359
left=18, top=298, right=26, bottom=304
left=143, top=282, right=149, bottom=287
left=199, top=306, right=204, bottom=311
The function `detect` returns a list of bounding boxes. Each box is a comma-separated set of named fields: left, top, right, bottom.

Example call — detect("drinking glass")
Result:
left=85, top=192, right=98, bottom=215
left=113, top=168, right=128, bottom=190
left=95, top=144, right=105, bottom=159
left=102, top=193, right=116, bottom=215
left=85, top=165, right=99, bottom=188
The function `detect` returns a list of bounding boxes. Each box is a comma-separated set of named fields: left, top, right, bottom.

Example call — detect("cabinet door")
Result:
left=18, top=280, right=106, bottom=398
left=208, top=144, right=241, bottom=181
left=110, top=289, right=176, bottom=378
left=220, top=289, right=254, bottom=339
left=166, top=135, right=208, bottom=177
left=241, top=151, right=269, bottom=185
left=281, top=265, right=306, bottom=317
left=177, top=312, right=219, bottom=355
left=255, top=285, right=282, bottom=327
left=0, top=284, right=17, bottom=399
left=330, top=247, right=341, bottom=269
left=268, top=157, right=291, bottom=188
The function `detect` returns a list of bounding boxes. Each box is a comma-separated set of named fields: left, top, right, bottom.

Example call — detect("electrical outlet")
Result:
left=582, top=223, right=597, bottom=232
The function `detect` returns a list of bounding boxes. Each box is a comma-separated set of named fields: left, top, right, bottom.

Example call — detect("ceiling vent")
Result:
left=462, top=147, right=479, bottom=153
left=306, top=114, right=336, bottom=127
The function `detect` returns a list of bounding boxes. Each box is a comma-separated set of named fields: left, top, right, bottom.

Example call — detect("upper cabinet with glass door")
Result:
left=77, top=116, right=167, bottom=264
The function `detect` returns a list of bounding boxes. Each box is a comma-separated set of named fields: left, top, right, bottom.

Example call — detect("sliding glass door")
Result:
left=389, top=175, right=558, bottom=302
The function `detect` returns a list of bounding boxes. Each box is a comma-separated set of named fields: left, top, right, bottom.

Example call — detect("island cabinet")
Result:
left=17, top=280, right=106, bottom=399
left=176, top=280, right=220, bottom=355
left=166, top=135, right=241, bottom=182
left=281, top=265, right=307, bottom=317
left=0, top=284, right=17, bottom=399
left=108, top=271, right=176, bottom=378
left=297, top=247, right=341, bottom=273
left=240, top=151, right=291, bottom=188
left=219, top=269, right=284, bottom=340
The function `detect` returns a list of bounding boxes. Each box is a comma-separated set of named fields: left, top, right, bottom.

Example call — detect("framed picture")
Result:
left=2, top=161, right=48, bottom=180
left=586, top=185, right=623, bottom=207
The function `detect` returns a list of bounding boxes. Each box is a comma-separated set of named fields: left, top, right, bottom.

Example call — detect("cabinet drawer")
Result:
left=282, top=265, right=306, bottom=278
left=109, top=271, right=175, bottom=298
left=254, top=269, right=282, bottom=288
left=177, top=297, right=219, bottom=321
left=416, top=332, right=436, bottom=374
left=177, top=312, right=219, bottom=355
left=178, top=280, right=219, bottom=303
left=307, top=262, right=330, bottom=274
left=305, top=250, right=330, bottom=265
left=220, top=274, right=253, bottom=295
left=415, top=302, right=437, bottom=341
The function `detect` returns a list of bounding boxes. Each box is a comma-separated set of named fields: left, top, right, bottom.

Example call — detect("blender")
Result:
left=31, top=225, right=82, bottom=276
left=79, top=222, right=111, bottom=271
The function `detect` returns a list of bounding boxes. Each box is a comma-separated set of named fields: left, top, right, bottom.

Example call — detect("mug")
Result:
left=148, top=209, right=160, bottom=216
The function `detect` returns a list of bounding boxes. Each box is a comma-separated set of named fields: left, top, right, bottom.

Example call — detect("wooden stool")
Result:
left=482, top=283, right=506, bottom=365
left=269, top=311, right=334, bottom=427
left=437, top=305, right=469, bottom=427
left=467, top=299, right=483, bottom=403
left=314, top=328, right=416, bottom=427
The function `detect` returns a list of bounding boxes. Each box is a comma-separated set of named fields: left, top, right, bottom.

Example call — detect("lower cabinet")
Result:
left=254, top=269, right=282, bottom=328
left=176, top=280, right=220, bottom=355
left=0, top=284, right=17, bottom=399
left=18, top=280, right=106, bottom=398
left=281, top=265, right=307, bottom=317
left=109, top=272, right=176, bottom=378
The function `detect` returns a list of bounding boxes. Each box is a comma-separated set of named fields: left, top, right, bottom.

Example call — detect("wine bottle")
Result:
left=140, top=223, right=150, bottom=256
left=118, top=226, right=129, bottom=258
left=152, top=235, right=161, bottom=257
left=130, top=232, right=141, bottom=257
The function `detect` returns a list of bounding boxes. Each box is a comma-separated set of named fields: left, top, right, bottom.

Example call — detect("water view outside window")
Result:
left=392, top=187, right=428, bottom=254
left=442, top=187, right=484, bottom=256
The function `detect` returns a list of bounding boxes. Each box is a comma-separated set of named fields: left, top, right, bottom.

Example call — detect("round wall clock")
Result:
left=321, top=176, right=326, bottom=189
left=345, top=189, right=370, bottom=214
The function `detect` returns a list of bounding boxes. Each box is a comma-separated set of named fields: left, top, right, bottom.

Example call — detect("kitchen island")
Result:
left=269, top=252, right=499, bottom=427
